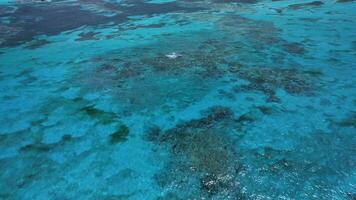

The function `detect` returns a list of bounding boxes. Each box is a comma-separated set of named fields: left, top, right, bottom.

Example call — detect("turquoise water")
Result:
left=0, top=0, right=355, bottom=199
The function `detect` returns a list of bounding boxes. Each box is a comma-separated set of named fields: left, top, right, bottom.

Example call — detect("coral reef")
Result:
left=0, top=0, right=355, bottom=199
left=148, top=107, right=245, bottom=199
left=233, top=67, right=318, bottom=101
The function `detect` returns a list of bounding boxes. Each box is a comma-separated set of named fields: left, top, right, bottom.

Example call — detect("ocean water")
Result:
left=0, top=0, right=355, bottom=199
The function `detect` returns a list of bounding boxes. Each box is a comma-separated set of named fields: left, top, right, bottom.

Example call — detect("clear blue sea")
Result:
left=0, top=0, right=355, bottom=199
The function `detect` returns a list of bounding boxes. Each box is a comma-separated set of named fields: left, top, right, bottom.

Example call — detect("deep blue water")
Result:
left=0, top=0, right=355, bottom=199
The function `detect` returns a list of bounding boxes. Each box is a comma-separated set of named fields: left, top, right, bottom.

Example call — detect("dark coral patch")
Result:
left=0, top=4, right=120, bottom=47
left=148, top=107, right=245, bottom=198
left=73, top=63, right=141, bottom=93
left=213, top=0, right=257, bottom=3
left=80, top=105, right=118, bottom=125
left=337, top=0, right=356, bottom=2
left=145, top=125, right=161, bottom=142
left=75, top=31, right=100, bottom=41
left=233, top=67, right=316, bottom=102
left=161, top=106, right=234, bottom=133
left=282, top=42, right=305, bottom=55
left=109, top=125, right=130, bottom=144
left=19, top=143, right=51, bottom=153
left=288, top=1, right=324, bottom=10
left=336, top=112, right=356, bottom=128
left=24, top=39, right=51, bottom=49
left=18, top=134, right=73, bottom=154
left=0, top=0, right=206, bottom=47
left=118, top=1, right=205, bottom=16
left=61, top=134, right=73, bottom=142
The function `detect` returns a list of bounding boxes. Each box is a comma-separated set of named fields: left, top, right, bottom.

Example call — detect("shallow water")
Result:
left=0, top=0, right=355, bottom=199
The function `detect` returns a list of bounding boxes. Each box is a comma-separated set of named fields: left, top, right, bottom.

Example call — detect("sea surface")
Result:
left=0, top=0, right=355, bottom=199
